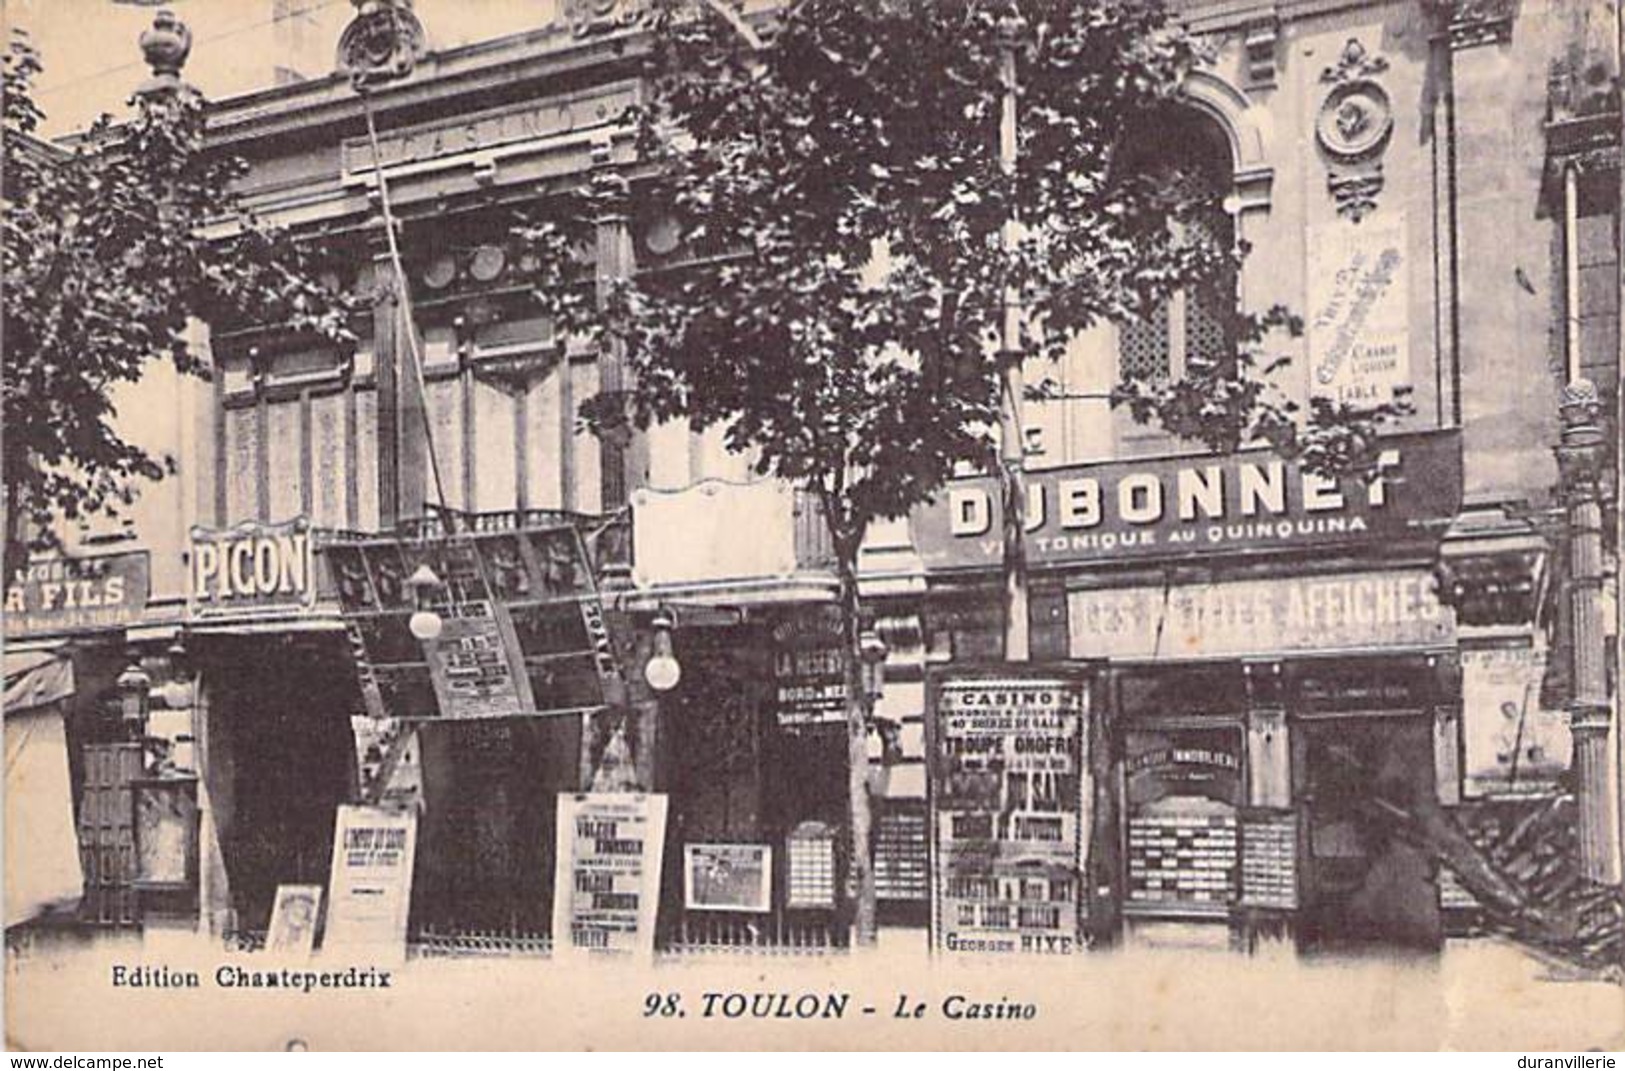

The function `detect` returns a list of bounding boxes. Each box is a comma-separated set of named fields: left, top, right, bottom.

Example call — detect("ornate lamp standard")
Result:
left=1554, top=378, right=1617, bottom=884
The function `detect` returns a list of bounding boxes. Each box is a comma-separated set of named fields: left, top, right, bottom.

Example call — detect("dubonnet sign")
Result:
left=913, top=430, right=1461, bottom=573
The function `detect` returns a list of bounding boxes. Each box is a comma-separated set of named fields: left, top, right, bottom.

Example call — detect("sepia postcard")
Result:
left=4, top=0, right=1624, bottom=1052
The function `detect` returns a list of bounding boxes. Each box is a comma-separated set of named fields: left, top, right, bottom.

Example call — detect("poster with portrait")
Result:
left=684, top=843, right=773, bottom=913
left=1461, top=643, right=1570, bottom=796
left=266, top=884, right=324, bottom=959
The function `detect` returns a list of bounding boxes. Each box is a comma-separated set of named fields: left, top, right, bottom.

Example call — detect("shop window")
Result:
left=1123, top=724, right=1245, bottom=914
left=656, top=624, right=851, bottom=950
left=217, top=344, right=371, bottom=531
left=1295, top=716, right=1441, bottom=950
left=1117, top=663, right=1248, bottom=719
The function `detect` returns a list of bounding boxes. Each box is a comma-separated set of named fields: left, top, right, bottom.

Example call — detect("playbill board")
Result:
left=322, top=806, right=417, bottom=960
left=927, top=669, right=1090, bottom=956
left=552, top=793, right=667, bottom=959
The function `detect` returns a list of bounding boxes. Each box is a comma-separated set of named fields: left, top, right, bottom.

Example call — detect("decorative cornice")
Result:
left=337, top=0, right=428, bottom=90
left=560, top=0, right=648, bottom=37
left=1320, top=36, right=1388, bottom=86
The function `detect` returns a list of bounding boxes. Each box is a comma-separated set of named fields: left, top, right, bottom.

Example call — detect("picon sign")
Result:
left=188, top=518, right=316, bottom=618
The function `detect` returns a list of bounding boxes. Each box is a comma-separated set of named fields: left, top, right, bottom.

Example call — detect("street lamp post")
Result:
left=996, top=8, right=1030, bottom=664
left=1555, top=378, right=1616, bottom=884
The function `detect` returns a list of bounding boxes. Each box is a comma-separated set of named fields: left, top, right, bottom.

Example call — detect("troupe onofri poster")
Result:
left=4, top=0, right=1624, bottom=1053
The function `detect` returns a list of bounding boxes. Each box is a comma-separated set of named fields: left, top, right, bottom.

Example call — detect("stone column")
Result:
left=1555, top=378, right=1616, bottom=883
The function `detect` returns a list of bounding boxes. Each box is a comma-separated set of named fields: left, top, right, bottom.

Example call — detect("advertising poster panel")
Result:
left=266, top=884, right=323, bottom=959
left=684, top=843, right=773, bottom=912
left=1461, top=642, right=1570, bottom=796
left=322, top=806, right=417, bottom=960
left=928, top=668, right=1090, bottom=955
left=552, top=793, right=667, bottom=959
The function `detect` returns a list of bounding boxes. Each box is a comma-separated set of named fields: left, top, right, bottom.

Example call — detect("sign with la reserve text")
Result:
left=1068, top=569, right=1455, bottom=661
left=913, top=430, right=1460, bottom=573
left=1308, top=217, right=1409, bottom=407
left=553, top=793, right=667, bottom=960
left=189, top=518, right=315, bottom=618
left=772, top=607, right=849, bottom=727
left=4, top=550, right=149, bottom=638
left=929, top=670, right=1090, bottom=957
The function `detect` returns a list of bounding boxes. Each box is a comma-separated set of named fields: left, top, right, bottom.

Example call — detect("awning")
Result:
left=184, top=616, right=350, bottom=637
left=4, top=648, right=74, bottom=715
left=619, top=576, right=837, bottom=612
left=4, top=647, right=84, bottom=926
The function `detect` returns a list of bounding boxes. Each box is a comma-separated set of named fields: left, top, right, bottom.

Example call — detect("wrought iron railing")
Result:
left=313, top=506, right=633, bottom=580
left=661, top=913, right=844, bottom=957
left=221, top=918, right=844, bottom=959
left=223, top=926, right=556, bottom=959
left=408, top=925, right=553, bottom=959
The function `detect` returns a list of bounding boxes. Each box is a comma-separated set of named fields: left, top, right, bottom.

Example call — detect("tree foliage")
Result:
left=1, top=32, right=354, bottom=579
left=586, top=0, right=1404, bottom=946
left=591, top=0, right=1398, bottom=563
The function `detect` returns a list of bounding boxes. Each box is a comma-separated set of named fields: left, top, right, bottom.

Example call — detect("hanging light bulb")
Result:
left=158, top=678, right=195, bottom=710
left=159, top=638, right=195, bottom=708
left=644, top=608, right=681, bottom=693
left=408, top=609, right=444, bottom=642
left=405, top=562, right=444, bottom=642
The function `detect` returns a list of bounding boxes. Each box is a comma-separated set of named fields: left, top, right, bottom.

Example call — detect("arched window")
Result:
left=1114, top=106, right=1237, bottom=385
left=1024, top=106, right=1238, bottom=468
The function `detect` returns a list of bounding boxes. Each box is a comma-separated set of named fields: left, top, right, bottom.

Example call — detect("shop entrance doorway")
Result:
left=204, top=634, right=358, bottom=933
left=1295, top=715, right=1442, bottom=952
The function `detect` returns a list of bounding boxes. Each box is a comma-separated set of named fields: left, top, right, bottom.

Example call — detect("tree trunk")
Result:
left=832, top=536, right=877, bottom=948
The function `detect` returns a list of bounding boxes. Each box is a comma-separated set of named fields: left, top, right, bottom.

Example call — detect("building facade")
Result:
left=5, top=0, right=1620, bottom=961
